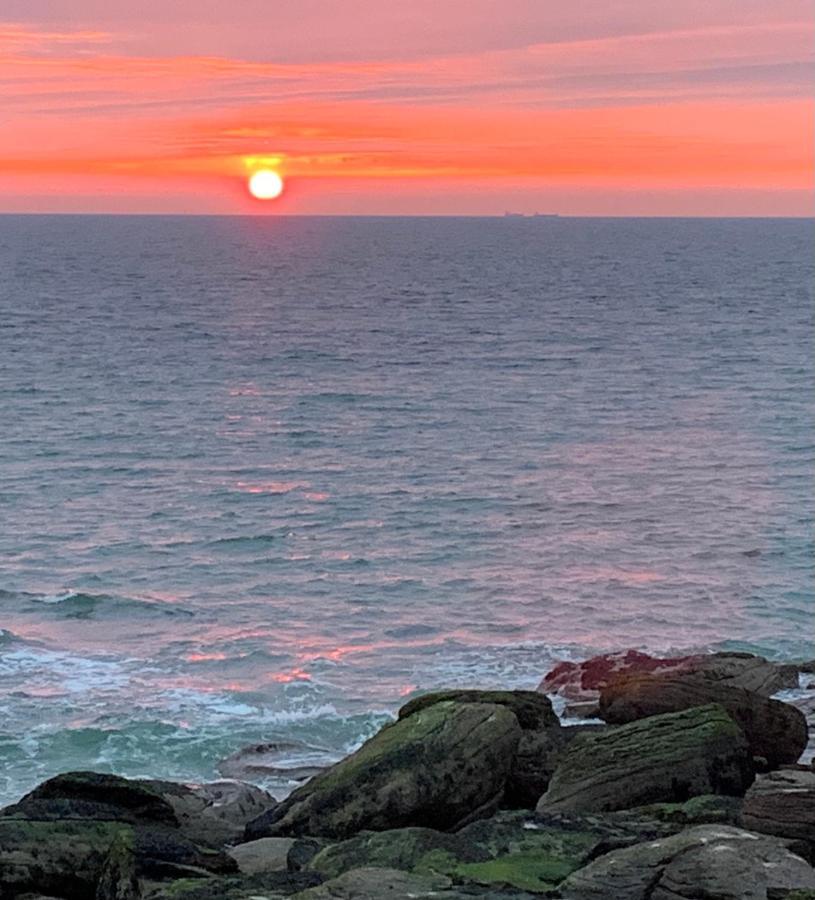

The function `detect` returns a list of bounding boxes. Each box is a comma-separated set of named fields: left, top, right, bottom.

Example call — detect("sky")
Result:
left=0, top=0, right=812, bottom=215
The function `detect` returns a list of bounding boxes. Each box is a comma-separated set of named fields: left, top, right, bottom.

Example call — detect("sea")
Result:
left=0, top=215, right=812, bottom=806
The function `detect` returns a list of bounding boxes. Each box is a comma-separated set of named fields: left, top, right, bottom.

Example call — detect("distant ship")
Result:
left=503, top=212, right=560, bottom=219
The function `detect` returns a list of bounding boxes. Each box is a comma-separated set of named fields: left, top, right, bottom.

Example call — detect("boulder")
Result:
left=292, top=867, right=451, bottom=899
left=5, top=772, right=177, bottom=826
left=0, top=819, right=132, bottom=900
left=538, top=704, right=754, bottom=813
left=740, top=769, right=815, bottom=862
left=599, top=674, right=808, bottom=768
left=306, top=810, right=671, bottom=894
left=141, top=870, right=321, bottom=899
left=398, top=690, right=559, bottom=730
left=539, top=650, right=798, bottom=703
left=399, top=689, right=566, bottom=808
left=157, top=780, right=277, bottom=848
left=0, top=818, right=233, bottom=897
left=245, top=701, right=522, bottom=839
left=558, top=824, right=815, bottom=900
left=2, top=772, right=277, bottom=852
left=217, top=741, right=330, bottom=783
left=227, top=837, right=295, bottom=874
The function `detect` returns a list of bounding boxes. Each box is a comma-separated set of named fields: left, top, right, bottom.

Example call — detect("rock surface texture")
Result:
left=246, top=700, right=523, bottom=839
left=539, top=650, right=799, bottom=702
left=538, top=704, right=754, bottom=813
left=740, top=769, right=815, bottom=862
left=599, top=673, right=808, bottom=768
left=558, top=824, right=815, bottom=900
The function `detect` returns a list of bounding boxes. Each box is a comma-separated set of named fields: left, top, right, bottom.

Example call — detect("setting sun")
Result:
left=248, top=169, right=284, bottom=200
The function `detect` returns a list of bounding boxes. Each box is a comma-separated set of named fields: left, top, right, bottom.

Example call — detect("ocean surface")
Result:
left=0, top=215, right=812, bottom=805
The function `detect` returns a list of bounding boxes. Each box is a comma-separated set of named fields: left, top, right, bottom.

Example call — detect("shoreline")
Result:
left=2, top=648, right=813, bottom=899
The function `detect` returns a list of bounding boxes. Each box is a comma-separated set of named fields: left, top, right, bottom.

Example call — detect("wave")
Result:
left=23, top=590, right=194, bottom=619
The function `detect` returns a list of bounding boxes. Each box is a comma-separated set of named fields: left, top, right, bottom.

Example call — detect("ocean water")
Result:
left=0, top=215, right=812, bottom=805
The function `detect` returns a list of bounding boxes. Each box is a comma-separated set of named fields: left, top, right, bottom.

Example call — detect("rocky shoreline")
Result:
left=2, top=650, right=814, bottom=899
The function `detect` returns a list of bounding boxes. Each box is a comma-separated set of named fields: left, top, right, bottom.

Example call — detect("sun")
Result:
left=248, top=169, right=284, bottom=200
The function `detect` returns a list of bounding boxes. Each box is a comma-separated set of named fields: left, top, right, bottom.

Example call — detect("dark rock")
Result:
left=538, top=704, right=754, bottom=813
left=599, top=674, right=808, bottom=768
left=133, top=826, right=236, bottom=878
left=0, top=819, right=129, bottom=900
left=246, top=701, right=523, bottom=839
left=539, top=650, right=798, bottom=703
left=558, top=824, right=815, bottom=900
left=287, top=837, right=328, bottom=871
left=798, top=660, right=815, bottom=675
left=741, top=769, right=815, bottom=863
left=141, top=870, right=321, bottom=899
left=96, top=832, right=140, bottom=900
left=9, top=772, right=177, bottom=827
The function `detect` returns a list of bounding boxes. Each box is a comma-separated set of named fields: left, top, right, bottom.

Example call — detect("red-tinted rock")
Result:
left=538, top=650, right=797, bottom=703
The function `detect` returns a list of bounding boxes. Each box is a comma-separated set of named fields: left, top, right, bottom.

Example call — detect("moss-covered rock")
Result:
left=142, top=870, right=320, bottom=899
left=246, top=702, right=523, bottom=839
left=3, top=772, right=177, bottom=827
left=399, top=691, right=565, bottom=809
left=305, top=811, right=607, bottom=894
left=96, top=831, right=140, bottom=900
left=398, top=690, right=559, bottom=731
left=599, top=673, right=808, bottom=768
left=0, top=818, right=132, bottom=900
left=538, top=704, right=754, bottom=813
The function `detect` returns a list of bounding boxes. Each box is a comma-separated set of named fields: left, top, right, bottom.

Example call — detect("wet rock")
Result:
left=599, top=674, right=808, bottom=768
left=227, top=837, right=295, bottom=874
left=558, top=824, right=815, bottom=900
left=741, top=769, right=815, bottom=862
left=217, top=742, right=329, bottom=783
left=538, top=704, right=754, bottom=813
left=399, top=690, right=565, bottom=808
left=539, top=650, right=798, bottom=703
left=246, top=701, right=523, bottom=839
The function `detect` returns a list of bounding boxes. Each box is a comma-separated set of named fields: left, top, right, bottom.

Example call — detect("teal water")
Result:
left=0, top=215, right=812, bottom=804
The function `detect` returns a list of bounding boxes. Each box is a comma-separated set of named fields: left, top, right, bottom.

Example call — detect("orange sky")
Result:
left=1, top=1, right=812, bottom=214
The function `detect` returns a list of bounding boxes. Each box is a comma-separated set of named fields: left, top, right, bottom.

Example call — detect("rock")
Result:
left=741, top=769, right=815, bottom=862
left=292, top=867, right=451, bottom=899
left=539, top=650, right=798, bottom=703
left=798, top=660, right=815, bottom=674
left=399, top=690, right=564, bottom=808
left=6, top=772, right=177, bottom=826
left=96, top=832, right=140, bottom=900
left=217, top=742, right=330, bottom=783
left=558, top=824, right=815, bottom=900
left=538, top=704, right=754, bottom=813
left=599, top=674, right=808, bottom=768
left=562, top=702, right=601, bottom=719
left=227, top=837, right=295, bottom=874
left=0, top=819, right=131, bottom=900
left=398, top=689, right=559, bottom=730
left=157, top=780, right=277, bottom=848
left=306, top=810, right=658, bottom=894
left=246, top=701, right=523, bottom=839
left=142, top=870, right=321, bottom=899
left=627, top=794, right=743, bottom=827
